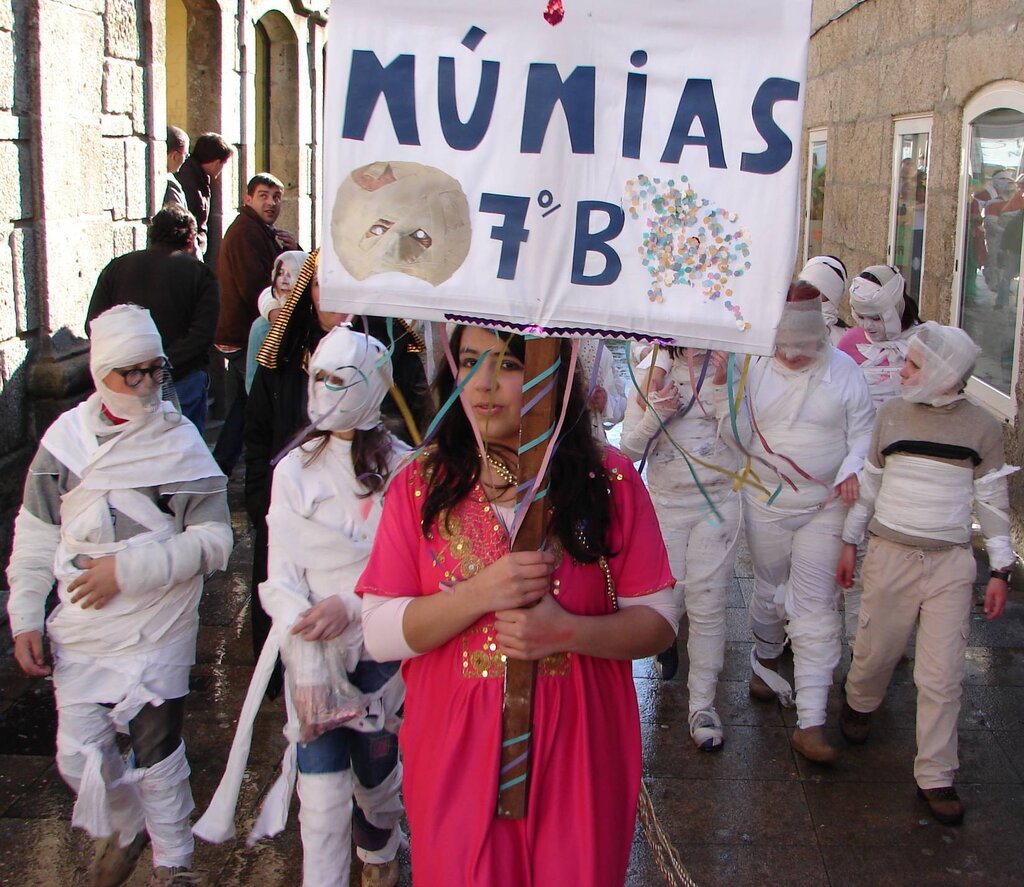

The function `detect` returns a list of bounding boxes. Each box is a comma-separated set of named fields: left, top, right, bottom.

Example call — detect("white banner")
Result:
left=321, top=0, right=812, bottom=353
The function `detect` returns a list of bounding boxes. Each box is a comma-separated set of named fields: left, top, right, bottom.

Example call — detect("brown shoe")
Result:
left=749, top=655, right=782, bottom=702
left=839, top=700, right=872, bottom=744
left=361, top=859, right=400, bottom=887
left=148, top=867, right=203, bottom=886
left=917, top=786, right=964, bottom=826
left=791, top=726, right=839, bottom=764
left=89, top=831, right=149, bottom=887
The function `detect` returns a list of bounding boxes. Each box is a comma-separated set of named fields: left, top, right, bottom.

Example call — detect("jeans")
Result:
left=173, top=370, right=209, bottom=434
left=212, top=349, right=246, bottom=476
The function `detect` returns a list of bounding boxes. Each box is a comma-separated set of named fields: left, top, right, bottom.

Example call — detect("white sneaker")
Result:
left=688, top=708, right=724, bottom=752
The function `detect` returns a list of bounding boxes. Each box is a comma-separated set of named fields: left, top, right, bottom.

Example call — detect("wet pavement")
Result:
left=2, top=472, right=1024, bottom=886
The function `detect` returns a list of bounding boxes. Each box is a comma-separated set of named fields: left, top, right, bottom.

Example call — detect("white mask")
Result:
left=306, top=326, right=393, bottom=432
left=820, top=300, right=839, bottom=328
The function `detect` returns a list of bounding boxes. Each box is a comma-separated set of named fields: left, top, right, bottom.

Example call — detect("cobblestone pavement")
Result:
left=2, top=473, right=1024, bottom=886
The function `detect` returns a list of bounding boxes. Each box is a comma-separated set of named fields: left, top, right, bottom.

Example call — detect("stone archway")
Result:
left=254, top=11, right=300, bottom=236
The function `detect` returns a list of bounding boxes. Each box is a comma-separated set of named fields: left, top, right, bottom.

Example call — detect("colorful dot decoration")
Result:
left=624, top=174, right=752, bottom=330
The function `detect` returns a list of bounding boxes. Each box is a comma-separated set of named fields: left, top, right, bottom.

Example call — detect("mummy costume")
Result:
left=195, top=326, right=406, bottom=887
left=732, top=297, right=874, bottom=759
left=619, top=348, right=741, bottom=750
left=6, top=305, right=231, bottom=880
left=841, top=322, right=1017, bottom=818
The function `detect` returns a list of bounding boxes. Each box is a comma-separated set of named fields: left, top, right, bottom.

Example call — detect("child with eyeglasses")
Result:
left=6, top=304, right=232, bottom=887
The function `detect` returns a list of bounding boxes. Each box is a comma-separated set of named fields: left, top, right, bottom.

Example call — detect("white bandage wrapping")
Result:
left=873, top=455, right=974, bottom=544
left=115, top=521, right=232, bottom=596
left=787, top=610, right=842, bottom=729
left=617, top=585, right=682, bottom=633
left=6, top=506, right=61, bottom=635
left=975, top=464, right=1019, bottom=568
left=842, top=462, right=883, bottom=545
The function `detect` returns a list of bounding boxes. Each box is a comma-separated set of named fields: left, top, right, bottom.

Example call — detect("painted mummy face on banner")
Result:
left=331, top=161, right=471, bottom=286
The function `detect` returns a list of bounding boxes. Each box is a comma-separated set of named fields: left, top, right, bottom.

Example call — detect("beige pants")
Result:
left=845, top=535, right=975, bottom=789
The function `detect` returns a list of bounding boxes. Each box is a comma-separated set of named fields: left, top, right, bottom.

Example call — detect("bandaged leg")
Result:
left=680, top=500, right=740, bottom=714
left=56, top=702, right=144, bottom=842
left=351, top=731, right=403, bottom=864
left=297, top=769, right=354, bottom=887
left=127, top=741, right=194, bottom=869
left=787, top=612, right=842, bottom=729
left=743, top=497, right=795, bottom=661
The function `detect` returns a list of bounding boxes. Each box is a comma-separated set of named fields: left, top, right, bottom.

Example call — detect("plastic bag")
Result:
left=279, top=633, right=367, bottom=743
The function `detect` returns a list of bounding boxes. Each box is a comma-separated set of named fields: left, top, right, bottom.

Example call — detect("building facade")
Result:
left=803, top=0, right=1024, bottom=548
left=0, top=0, right=328, bottom=565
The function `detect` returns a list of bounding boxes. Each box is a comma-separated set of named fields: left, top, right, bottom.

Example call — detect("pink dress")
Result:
left=357, top=448, right=673, bottom=887
left=836, top=325, right=871, bottom=364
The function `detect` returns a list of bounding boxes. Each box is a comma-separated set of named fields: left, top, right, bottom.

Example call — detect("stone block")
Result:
left=131, top=64, right=145, bottom=133
left=0, top=141, right=22, bottom=220
left=43, top=217, right=114, bottom=336
left=837, top=64, right=878, bottom=123
left=124, top=137, right=147, bottom=219
left=833, top=120, right=885, bottom=185
left=0, top=237, right=12, bottom=340
left=101, top=137, right=126, bottom=219
left=100, top=113, right=132, bottom=137
left=0, top=29, right=13, bottom=113
left=971, top=0, right=1022, bottom=24
left=105, top=0, right=139, bottom=60
left=944, top=23, right=1024, bottom=104
left=102, top=58, right=133, bottom=114
left=111, top=222, right=133, bottom=256
left=877, top=38, right=948, bottom=115
left=10, top=227, right=38, bottom=334
left=918, top=0, right=968, bottom=34
left=38, top=2, right=103, bottom=123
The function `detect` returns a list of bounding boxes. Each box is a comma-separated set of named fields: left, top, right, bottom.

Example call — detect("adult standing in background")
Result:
left=86, top=206, right=220, bottom=433
left=213, top=173, right=299, bottom=477
left=162, top=126, right=189, bottom=210
left=174, top=132, right=233, bottom=262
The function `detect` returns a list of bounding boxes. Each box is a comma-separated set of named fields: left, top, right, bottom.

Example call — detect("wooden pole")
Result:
left=496, top=335, right=562, bottom=819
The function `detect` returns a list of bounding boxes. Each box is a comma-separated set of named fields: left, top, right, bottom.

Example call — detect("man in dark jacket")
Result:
left=174, top=132, right=233, bottom=262
left=212, top=172, right=299, bottom=476
left=86, top=206, right=220, bottom=431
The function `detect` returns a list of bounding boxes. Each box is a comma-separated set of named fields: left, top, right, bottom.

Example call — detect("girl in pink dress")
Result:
left=358, top=325, right=676, bottom=887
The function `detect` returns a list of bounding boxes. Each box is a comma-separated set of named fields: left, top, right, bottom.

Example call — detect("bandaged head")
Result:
left=306, top=325, right=393, bottom=432
left=901, top=321, right=980, bottom=406
left=89, top=304, right=167, bottom=420
left=331, top=161, right=471, bottom=286
left=849, top=265, right=906, bottom=341
left=798, top=255, right=847, bottom=307
left=774, top=284, right=828, bottom=365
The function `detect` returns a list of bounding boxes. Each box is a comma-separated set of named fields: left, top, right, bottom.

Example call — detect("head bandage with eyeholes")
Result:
left=849, top=265, right=906, bottom=341
left=902, top=321, right=980, bottom=406
left=89, top=304, right=165, bottom=385
left=306, top=325, right=393, bottom=432
left=775, top=298, right=827, bottom=360
left=331, top=161, right=471, bottom=286
left=798, top=255, right=847, bottom=306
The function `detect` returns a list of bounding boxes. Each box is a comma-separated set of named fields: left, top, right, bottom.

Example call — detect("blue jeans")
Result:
left=173, top=370, right=209, bottom=434
left=296, top=659, right=400, bottom=852
left=212, top=349, right=246, bottom=476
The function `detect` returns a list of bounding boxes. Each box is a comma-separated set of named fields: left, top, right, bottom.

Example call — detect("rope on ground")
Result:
left=638, top=781, right=700, bottom=887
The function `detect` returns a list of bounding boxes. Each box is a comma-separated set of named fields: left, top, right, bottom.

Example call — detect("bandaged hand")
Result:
left=68, top=556, right=121, bottom=609
left=291, top=596, right=350, bottom=642
left=648, top=380, right=680, bottom=419
left=495, top=592, right=574, bottom=660
left=13, top=630, right=50, bottom=677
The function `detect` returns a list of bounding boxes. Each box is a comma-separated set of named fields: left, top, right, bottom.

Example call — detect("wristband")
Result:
left=990, top=569, right=1011, bottom=584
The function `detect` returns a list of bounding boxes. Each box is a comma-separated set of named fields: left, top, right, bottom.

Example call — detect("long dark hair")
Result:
left=421, top=327, right=613, bottom=563
left=301, top=425, right=395, bottom=498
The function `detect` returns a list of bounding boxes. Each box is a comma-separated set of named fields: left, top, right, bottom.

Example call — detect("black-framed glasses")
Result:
left=112, top=359, right=171, bottom=388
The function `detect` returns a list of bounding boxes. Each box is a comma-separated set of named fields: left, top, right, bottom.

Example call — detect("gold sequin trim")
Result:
left=461, top=623, right=572, bottom=679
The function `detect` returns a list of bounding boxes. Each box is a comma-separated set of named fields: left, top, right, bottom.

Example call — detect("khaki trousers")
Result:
left=845, top=535, right=975, bottom=789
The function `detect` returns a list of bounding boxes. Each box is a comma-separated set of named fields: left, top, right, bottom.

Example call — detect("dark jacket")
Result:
left=216, top=205, right=282, bottom=348
left=86, top=244, right=220, bottom=379
left=174, top=157, right=212, bottom=258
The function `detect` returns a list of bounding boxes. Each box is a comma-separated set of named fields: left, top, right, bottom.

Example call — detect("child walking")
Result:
left=837, top=322, right=1017, bottom=825
left=6, top=305, right=232, bottom=887
left=197, top=325, right=406, bottom=887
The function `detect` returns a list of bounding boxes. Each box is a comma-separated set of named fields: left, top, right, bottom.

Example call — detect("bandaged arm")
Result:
left=115, top=483, right=232, bottom=596
left=974, top=465, right=1019, bottom=569
left=6, top=452, right=64, bottom=636
left=257, top=286, right=282, bottom=322
left=842, top=416, right=884, bottom=545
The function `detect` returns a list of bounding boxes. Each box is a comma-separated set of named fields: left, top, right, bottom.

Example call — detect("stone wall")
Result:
left=806, top=0, right=1024, bottom=549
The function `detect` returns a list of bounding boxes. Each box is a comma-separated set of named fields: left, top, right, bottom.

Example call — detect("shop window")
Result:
left=804, top=129, right=828, bottom=262
left=953, top=83, right=1024, bottom=418
left=888, top=117, right=931, bottom=303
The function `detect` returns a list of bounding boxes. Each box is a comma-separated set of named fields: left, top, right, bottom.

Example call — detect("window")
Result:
left=804, top=129, right=828, bottom=262
left=953, top=82, right=1024, bottom=419
left=888, top=117, right=931, bottom=303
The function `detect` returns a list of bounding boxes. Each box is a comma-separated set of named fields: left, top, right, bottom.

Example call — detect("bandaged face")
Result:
left=899, top=322, right=980, bottom=406
left=820, top=298, right=839, bottom=328
left=306, top=325, right=393, bottom=433
left=774, top=301, right=826, bottom=369
left=856, top=313, right=887, bottom=342
left=849, top=269, right=905, bottom=341
left=331, top=161, right=471, bottom=286
left=89, top=304, right=167, bottom=421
